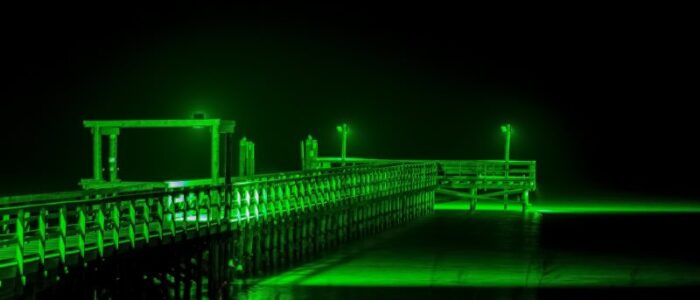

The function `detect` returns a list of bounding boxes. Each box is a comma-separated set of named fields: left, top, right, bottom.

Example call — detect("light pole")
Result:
left=501, top=123, right=512, bottom=210
left=501, top=123, right=512, bottom=172
left=336, top=123, right=349, bottom=166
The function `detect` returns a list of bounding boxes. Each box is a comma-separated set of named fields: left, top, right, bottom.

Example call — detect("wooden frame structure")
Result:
left=80, top=119, right=235, bottom=189
left=302, top=136, right=536, bottom=212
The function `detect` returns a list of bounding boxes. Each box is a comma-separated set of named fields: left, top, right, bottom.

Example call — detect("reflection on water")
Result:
left=38, top=199, right=700, bottom=299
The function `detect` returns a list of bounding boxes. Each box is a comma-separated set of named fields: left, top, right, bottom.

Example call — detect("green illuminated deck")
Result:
left=244, top=200, right=700, bottom=298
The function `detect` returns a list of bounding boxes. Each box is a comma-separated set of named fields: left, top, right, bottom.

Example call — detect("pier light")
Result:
left=337, top=123, right=349, bottom=165
left=501, top=123, right=512, bottom=162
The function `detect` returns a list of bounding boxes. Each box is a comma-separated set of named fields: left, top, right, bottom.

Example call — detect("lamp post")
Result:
left=501, top=123, right=512, bottom=210
left=336, top=123, right=349, bottom=166
left=501, top=123, right=512, bottom=173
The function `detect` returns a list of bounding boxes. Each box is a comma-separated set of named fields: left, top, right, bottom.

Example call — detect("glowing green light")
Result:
left=435, top=198, right=700, bottom=214
left=336, top=123, right=350, bottom=164
left=252, top=203, right=700, bottom=290
left=500, top=123, right=513, bottom=133
left=167, top=181, right=186, bottom=188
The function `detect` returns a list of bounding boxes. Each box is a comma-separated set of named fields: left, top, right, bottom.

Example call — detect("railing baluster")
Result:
left=193, top=192, right=201, bottom=234
left=156, top=197, right=165, bottom=240
left=97, top=204, right=105, bottom=257
left=78, top=205, right=87, bottom=261
left=168, top=195, right=176, bottom=238
left=181, top=193, right=189, bottom=236
left=15, top=209, right=26, bottom=285
left=111, top=203, right=121, bottom=250
left=143, top=199, right=151, bottom=244
left=205, top=190, right=213, bottom=231
left=128, top=200, right=136, bottom=248
left=58, top=206, right=67, bottom=269
left=38, top=208, right=47, bottom=268
left=2, top=214, right=9, bottom=234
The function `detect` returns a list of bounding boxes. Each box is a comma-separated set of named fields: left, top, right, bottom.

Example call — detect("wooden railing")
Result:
left=312, top=157, right=535, bottom=189
left=438, top=160, right=536, bottom=189
left=0, top=162, right=438, bottom=294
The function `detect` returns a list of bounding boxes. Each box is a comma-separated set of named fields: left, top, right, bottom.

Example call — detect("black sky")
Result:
left=2, top=4, right=697, bottom=198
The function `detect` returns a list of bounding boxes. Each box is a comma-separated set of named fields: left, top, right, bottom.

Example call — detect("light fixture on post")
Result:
left=336, top=123, right=349, bottom=166
left=501, top=123, right=512, bottom=210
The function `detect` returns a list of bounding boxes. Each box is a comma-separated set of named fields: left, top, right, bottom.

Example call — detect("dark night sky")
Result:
left=2, top=4, right=697, bottom=198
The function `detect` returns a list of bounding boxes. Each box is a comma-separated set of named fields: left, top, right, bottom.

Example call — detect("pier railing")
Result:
left=437, top=160, right=536, bottom=189
left=311, top=157, right=536, bottom=211
left=0, top=162, right=438, bottom=295
left=312, top=157, right=535, bottom=189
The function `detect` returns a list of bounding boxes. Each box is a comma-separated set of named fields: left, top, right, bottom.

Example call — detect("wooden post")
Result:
left=522, top=190, right=530, bottom=212
left=222, top=133, right=228, bottom=185
left=92, top=127, right=102, bottom=181
left=247, top=142, right=255, bottom=176
left=239, top=137, right=247, bottom=177
left=340, top=124, right=348, bottom=166
left=108, top=130, right=119, bottom=182
left=300, top=140, right=305, bottom=170
left=503, top=123, right=511, bottom=210
left=211, top=124, right=220, bottom=184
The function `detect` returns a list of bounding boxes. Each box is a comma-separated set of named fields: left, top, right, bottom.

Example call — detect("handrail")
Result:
left=308, top=157, right=537, bottom=193
left=0, top=162, right=407, bottom=208
left=314, top=157, right=535, bottom=165
left=0, top=162, right=439, bottom=288
left=311, top=157, right=535, bottom=179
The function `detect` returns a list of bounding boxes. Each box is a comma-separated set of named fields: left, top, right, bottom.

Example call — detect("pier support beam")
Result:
left=239, top=138, right=255, bottom=176
left=92, top=127, right=102, bottom=181
left=103, top=128, right=120, bottom=182
left=108, top=134, right=118, bottom=181
left=522, top=190, right=530, bottom=212
left=301, top=135, right=319, bottom=170
left=211, top=123, right=220, bottom=183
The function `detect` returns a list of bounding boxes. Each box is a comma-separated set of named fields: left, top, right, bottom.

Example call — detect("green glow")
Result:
left=191, top=112, right=208, bottom=131
left=7, top=117, right=700, bottom=297
left=249, top=206, right=700, bottom=291
left=167, top=181, right=187, bottom=188
left=0, top=161, right=438, bottom=296
left=435, top=198, right=700, bottom=214
left=534, top=202, right=700, bottom=214
left=83, top=119, right=233, bottom=129
left=435, top=199, right=532, bottom=212
left=336, top=123, right=349, bottom=164
left=173, top=213, right=209, bottom=222
left=256, top=258, right=699, bottom=287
